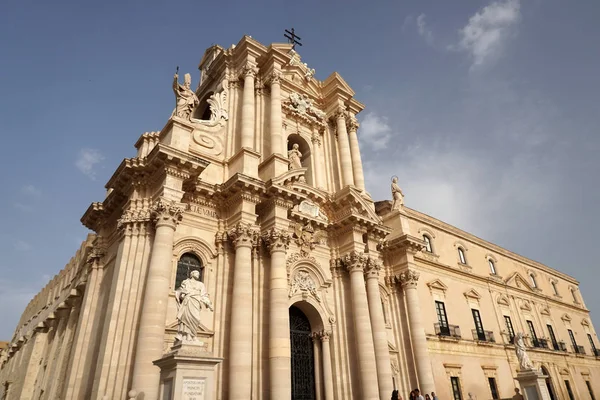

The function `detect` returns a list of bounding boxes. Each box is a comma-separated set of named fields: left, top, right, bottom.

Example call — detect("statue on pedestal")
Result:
left=391, top=176, right=404, bottom=210
left=175, top=270, right=213, bottom=343
left=515, top=332, right=535, bottom=370
left=288, top=143, right=303, bottom=170
left=173, top=72, right=199, bottom=120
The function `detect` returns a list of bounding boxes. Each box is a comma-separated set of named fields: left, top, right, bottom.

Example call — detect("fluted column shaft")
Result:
left=344, top=252, right=379, bottom=399
left=400, top=270, right=435, bottom=395
left=264, top=228, right=292, bottom=399
left=347, top=118, right=365, bottom=191
left=241, top=64, right=257, bottom=149
left=320, top=332, right=335, bottom=400
left=131, top=201, right=182, bottom=399
left=335, top=111, right=354, bottom=187
left=228, top=224, right=257, bottom=400
left=366, top=265, right=393, bottom=398
left=269, top=71, right=283, bottom=156
left=312, top=135, right=324, bottom=188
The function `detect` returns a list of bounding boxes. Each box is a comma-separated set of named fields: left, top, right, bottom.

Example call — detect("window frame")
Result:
left=530, top=273, right=538, bottom=288
left=588, top=333, right=598, bottom=356
left=423, top=234, right=433, bottom=253
left=472, top=309, right=485, bottom=341
left=451, top=376, right=463, bottom=400
left=488, top=259, right=497, bottom=275
left=458, top=247, right=466, bottom=264
left=551, top=281, right=559, bottom=296
left=527, top=320, right=539, bottom=345
left=587, top=380, right=596, bottom=400
left=175, top=252, right=204, bottom=289
left=547, top=324, right=559, bottom=350
left=504, top=316, right=516, bottom=343
left=488, top=377, right=499, bottom=400
left=565, top=380, right=575, bottom=400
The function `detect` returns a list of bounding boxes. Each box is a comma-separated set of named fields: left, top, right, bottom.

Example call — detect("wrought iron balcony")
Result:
left=593, top=348, right=600, bottom=357
left=507, top=335, right=515, bottom=344
left=550, top=340, right=561, bottom=351
left=434, top=323, right=461, bottom=339
left=472, top=329, right=495, bottom=343
left=530, top=338, right=548, bottom=349
left=559, top=341, right=568, bottom=352
left=573, top=345, right=586, bottom=355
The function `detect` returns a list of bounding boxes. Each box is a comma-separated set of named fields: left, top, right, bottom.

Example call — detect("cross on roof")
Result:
left=284, top=28, right=302, bottom=50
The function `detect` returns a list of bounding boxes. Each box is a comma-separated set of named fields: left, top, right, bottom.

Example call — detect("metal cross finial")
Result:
left=284, top=28, right=302, bottom=50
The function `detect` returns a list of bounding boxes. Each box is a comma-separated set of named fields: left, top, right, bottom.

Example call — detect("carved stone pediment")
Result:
left=282, top=91, right=326, bottom=128
left=505, top=272, right=536, bottom=292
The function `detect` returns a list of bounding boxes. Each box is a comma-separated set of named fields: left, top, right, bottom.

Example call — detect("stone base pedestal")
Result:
left=516, top=369, right=552, bottom=400
left=228, top=147, right=261, bottom=178
left=153, top=342, right=223, bottom=400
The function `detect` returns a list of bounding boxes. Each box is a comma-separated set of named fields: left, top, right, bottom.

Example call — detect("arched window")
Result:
left=458, top=247, right=466, bottom=264
left=175, top=253, right=203, bottom=289
left=552, top=281, right=559, bottom=296
left=423, top=235, right=433, bottom=253
left=571, top=288, right=578, bottom=303
left=530, top=273, right=537, bottom=288
left=488, top=259, right=497, bottom=275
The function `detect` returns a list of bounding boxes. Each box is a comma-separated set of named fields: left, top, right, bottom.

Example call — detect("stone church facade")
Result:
left=1, top=36, right=599, bottom=400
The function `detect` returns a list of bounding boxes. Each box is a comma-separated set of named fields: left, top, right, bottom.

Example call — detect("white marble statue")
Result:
left=173, top=72, right=199, bottom=120
left=515, top=332, right=535, bottom=370
left=391, top=177, right=404, bottom=210
left=175, top=270, right=213, bottom=343
left=288, top=143, right=303, bottom=170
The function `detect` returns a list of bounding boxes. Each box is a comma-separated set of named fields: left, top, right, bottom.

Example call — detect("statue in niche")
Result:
left=175, top=270, right=213, bottom=343
left=288, top=143, right=303, bottom=170
left=391, top=176, right=404, bottom=210
left=173, top=72, right=200, bottom=120
left=514, top=332, right=535, bottom=370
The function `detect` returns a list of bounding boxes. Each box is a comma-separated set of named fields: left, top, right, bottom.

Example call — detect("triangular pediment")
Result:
left=427, top=279, right=448, bottom=292
left=505, top=272, right=535, bottom=292
left=561, top=313, right=572, bottom=322
left=322, top=72, right=355, bottom=99
left=464, top=289, right=482, bottom=300
left=497, top=294, right=510, bottom=307
left=540, top=306, right=551, bottom=316
left=388, top=341, right=398, bottom=353
left=520, top=301, right=532, bottom=312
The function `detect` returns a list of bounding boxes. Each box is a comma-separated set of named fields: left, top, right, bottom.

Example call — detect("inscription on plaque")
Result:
left=186, top=205, right=220, bottom=219
left=182, top=378, right=206, bottom=400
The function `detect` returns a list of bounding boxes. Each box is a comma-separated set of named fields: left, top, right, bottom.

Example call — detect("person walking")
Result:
left=414, top=388, right=425, bottom=400
left=391, top=389, right=399, bottom=400
left=431, top=392, right=439, bottom=400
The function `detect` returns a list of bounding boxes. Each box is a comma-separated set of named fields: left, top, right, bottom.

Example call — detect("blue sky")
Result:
left=1, top=0, right=599, bottom=339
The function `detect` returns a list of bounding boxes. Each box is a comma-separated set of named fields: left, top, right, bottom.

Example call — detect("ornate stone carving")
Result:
left=172, top=72, right=199, bottom=120
left=289, top=270, right=321, bottom=302
left=342, top=251, right=368, bottom=273
left=398, top=269, right=420, bottom=289
left=288, top=143, right=303, bottom=170
left=391, top=176, right=404, bottom=210
left=262, top=228, right=291, bottom=254
left=364, top=258, right=382, bottom=279
left=514, top=332, right=535, bottom=370
left=269, top=70, right=282, bottom=85
left=391, top=360, right=400, bottom=375
left=346, top=114, right=359, bottom=131
left=293, top=222, right=326, bottom=256
left=117, top=208, right=152, bottom=231
left=227, top=223, right=259, bottom=249
left=286, top=252, right=320, bottom=277
left=284, top=92, right=326, bottom=123
left=151, top=199, right=183, bottom=228
left=174, top=270, right=213, bottom=343
left=318, top=330, right=331, bottom=342
left=241, top=62, right=258, bottom=79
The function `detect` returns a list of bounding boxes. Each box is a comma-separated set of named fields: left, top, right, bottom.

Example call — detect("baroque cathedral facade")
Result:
left=1, top=36, right=600, bottom=400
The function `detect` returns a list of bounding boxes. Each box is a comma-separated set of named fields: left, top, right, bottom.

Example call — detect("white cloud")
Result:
left=76, top=148, right=104, bottom=180
left=359, top=112, right=393, bottom=151
left=14, top=240, right=32, bottom=252
left=417, top=14, right=434, bottom=45
left=13, top=202, right=33, bottom=212
left=456, top=0, right=521, bottom=68
left=21, top=184, right=41, bottom=197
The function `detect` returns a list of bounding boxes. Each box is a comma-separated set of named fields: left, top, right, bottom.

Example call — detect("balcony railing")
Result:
left=593, top=348, right=600, bottom=357
left=530, top=338, right=548, bottom=349
left=559, top=341, right=568, bottom=352
left=472, top=329, right=495, bottom=343
left=434, top=323, right=461, bottom=339
left=573, top=345, right=586, bottom=355
left=550, top=340, right=560, bottom=351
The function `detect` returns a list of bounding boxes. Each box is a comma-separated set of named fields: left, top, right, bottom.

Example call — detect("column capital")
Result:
left=397, top=269, right=420, bottom=289
left=341, top=251, right=368, bottom=273
left=262, top=227, right=291, bottom=254
left=318, top=330, right=332, bottom=342
left=346, top=114, right=359, bottom=132
left=151, top=199, right=183, bottom=229
left=364, top=258, right=382, bottom=279
left=333, top=107, right=348, bottom=121
left=268, top=70, right=282, bottom=85
left=228, top=222, right=259, bottom=250
left=241, top=62, right=259, bottom=79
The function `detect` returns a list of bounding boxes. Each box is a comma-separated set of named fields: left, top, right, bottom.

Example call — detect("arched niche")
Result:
left=192, top=91, right=215, bottom=121
left=172, top=236, right=217, bottom=290
left=287, top=133, right=313, bottom=186
left=290, top=300, right=326, bottom=333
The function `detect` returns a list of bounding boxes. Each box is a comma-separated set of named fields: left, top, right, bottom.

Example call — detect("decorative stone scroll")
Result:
left=364, top=258, right=382, bottom=279
left=289, top=270, right=321, bottom=302
left=398, top=269, right=420, bottom=289
left=262, top=228, right=291, bottom=254
left=293, top=221, right=326, bottom=256
left=227, top=223, right=259, bottom=250
left=283, top=92, right=327, bottom=128
left=341, top=251, right=369, bottom=273
left=151, top=199, right=184, bottom=228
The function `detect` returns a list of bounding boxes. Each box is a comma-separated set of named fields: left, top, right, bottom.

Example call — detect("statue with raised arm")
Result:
left=391, top=176, right=404, bottom=210
left=173, top=72, right=199, bottom=120
left=175, top=270, right=213, bottom=343
left=514, top=332, right=535, bottom=370
left=288, top=143, right=303, bottom=170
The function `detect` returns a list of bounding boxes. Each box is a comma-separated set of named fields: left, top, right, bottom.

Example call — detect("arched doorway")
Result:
left=541, top=366, right=556, bottom=400
left=289, top=306, right=316, bottom=400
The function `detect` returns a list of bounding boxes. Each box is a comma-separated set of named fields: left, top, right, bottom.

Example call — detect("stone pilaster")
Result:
left=334, top=108, right=354, bottom=187
left=130, top=199, right=183, bottom=400
left=241, top=62, right=258, bottom=149
left=347, top=115, right=365, bottom=191
left=227, top=222, right=259, bottom=400
left=365, top=259, right=393, bottom=397
left=311, top=132, right=324, bottom=188
left=398, top=269, right=435, bottom=395
left=319, top=331, right=335, bottom=400
left=342, top=251, right=379, bottom=400
left=269, top=70, right=283, bottom=155
left=263, top=227, right=292, bottom=399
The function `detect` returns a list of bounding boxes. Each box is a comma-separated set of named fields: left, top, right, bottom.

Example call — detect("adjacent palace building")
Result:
left=1, top=36, right=599, bottom=400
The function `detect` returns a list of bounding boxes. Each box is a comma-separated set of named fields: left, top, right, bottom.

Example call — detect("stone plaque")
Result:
left=299, top=200, right=320, bottom=218
left=182, top=378, right=206, bottom=400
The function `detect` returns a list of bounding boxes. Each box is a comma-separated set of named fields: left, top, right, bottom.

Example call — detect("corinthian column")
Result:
left=365, top=260, right=393, bottom=397
left=241, top=62, right=258, bottom=149
left=399, top=270, right=435, bottom=395
left=130, top=200, right=183, bottom=399
left=335, top=109, right=354, bottom=187
left=319, top=331, right=335, bottom=400
left=347, top=115, right=365, bottom=191
left=228, top=223, right=259, bottom=399
left=343, top=251, right=379, bottom=399
left=263, top=228, right=292, bottom=399
left=269, top=70, right=283, bottom=155
left=311, top=133, right=324, bottom=189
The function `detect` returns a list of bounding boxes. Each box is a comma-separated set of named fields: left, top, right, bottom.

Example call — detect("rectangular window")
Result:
left=587, top=380, right=596, bottom=400
left=488, top=377, right=499, bottom=399
left=436, top=301, right=449, bottom=330
left=504, top=316, right=515, bottom=343
left=568, top=329, right=578, bottom=352
left=565, top=380, right=575, bottom=400
left=472, top=309, right=485, bottom=341
left=527, top=320, right=539, bottom=346
left=588, top=333, right=598, bottom=356
left=451, top=376, right=463, bottom=400
left=547, top=325, right=559, bottom=350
